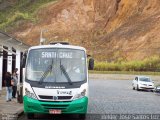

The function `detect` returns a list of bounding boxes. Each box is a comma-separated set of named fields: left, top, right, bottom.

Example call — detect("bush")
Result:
left=0, top=0, right=56, bottom=30
left=94, top=56, right=160, bottom=72
left=94, top=62, right=121, bottom=71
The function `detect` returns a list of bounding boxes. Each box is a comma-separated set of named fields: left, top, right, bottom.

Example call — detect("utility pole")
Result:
left=40, top=29, right=48, bottom=45
left=0, top=51, right=3, bottom=57
left=0, top=49, right=2, bottom=91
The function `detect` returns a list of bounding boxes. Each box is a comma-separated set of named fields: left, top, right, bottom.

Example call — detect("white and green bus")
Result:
left=22, top=42, right=88, bottom=119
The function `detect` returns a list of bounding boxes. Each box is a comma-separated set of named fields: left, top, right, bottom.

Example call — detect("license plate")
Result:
left=49, top=109, right=61, bottom=114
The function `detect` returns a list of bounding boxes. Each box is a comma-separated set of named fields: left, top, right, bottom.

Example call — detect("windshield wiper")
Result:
left=60, top=61, right=73, bottom=85
left=39, top=59, right=54, bottom=84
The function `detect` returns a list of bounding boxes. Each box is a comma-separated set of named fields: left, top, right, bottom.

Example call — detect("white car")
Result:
left=132, top=76, right=154, bottom=91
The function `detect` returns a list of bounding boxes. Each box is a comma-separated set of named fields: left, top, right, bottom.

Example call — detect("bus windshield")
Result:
left=26, top=48, right=87, bottom=83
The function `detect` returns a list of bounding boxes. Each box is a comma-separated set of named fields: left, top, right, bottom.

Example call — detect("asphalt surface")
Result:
left=18, top=79, right=160, bottom=120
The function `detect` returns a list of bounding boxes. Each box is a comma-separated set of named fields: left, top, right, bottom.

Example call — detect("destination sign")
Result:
left=42, top=52, right=73, bottom=58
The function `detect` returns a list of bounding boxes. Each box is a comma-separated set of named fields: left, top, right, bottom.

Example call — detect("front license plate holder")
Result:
left=49, top=109, right=61, bottom=114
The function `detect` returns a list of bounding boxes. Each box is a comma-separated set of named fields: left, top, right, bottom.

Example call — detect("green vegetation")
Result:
left=0, top=0, right=57, bottom=30
left=93, top=56, right=160, bottom=74
left=89, top=70, right=160, bottom=76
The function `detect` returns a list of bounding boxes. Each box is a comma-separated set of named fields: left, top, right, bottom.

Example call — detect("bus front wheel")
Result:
left=27, top=113, right=34, bottom=119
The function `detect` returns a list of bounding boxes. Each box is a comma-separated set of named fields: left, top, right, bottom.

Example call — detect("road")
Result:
left=18, top=79, right=160, bottom=120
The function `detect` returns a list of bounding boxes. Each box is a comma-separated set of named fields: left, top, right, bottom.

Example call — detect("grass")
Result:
left=0, top=0, right=57, bottom=31
left=89, top=70, right=160, bottom=76
left=90, top=56, right=160, bottom=76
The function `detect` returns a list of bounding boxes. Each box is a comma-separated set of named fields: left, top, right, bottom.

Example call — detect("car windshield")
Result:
left=139, top=77, right=151, bottom=82
left=26, top=48, right=87, bottom=83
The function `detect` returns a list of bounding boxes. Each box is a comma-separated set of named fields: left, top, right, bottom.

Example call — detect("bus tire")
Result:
left=137, top=85, right=140, bottom=91
left=27, top=113, right=34, bottom=119
left=79, top=114, right=86, bottom=120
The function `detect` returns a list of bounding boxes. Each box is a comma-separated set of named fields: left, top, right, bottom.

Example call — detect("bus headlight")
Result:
left=25, top=88, right=37, bottom=100
left=73, top=89, right=86, bottom=100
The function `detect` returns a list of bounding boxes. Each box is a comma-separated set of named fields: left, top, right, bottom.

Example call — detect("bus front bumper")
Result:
left=23, top=96, right=88, bottom=114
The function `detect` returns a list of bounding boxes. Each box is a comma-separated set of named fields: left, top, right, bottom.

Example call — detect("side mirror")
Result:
left=21, top=51, right=27, bottom=68
left=88, top=58, right=94, bottom=70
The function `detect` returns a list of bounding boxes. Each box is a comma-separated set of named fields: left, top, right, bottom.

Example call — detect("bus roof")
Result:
left=28, top=44, right=86, bottom=52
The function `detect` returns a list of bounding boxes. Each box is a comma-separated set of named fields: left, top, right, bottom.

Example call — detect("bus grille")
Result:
left=41, top=104, right=69, bottom=110
left=39, top=95, right=72, bottom=100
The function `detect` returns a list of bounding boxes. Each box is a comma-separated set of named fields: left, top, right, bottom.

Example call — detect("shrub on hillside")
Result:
left=94, top=56, right=160, bottom=72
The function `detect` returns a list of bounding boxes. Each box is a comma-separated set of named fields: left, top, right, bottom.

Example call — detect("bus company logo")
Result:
left=53, top=96, right=58, bottom=100
left=45, top=86, right=65, bottom=89
left=57, top=90, right=72, bottom=95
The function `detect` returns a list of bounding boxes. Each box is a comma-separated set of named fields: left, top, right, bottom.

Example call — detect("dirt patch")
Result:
left=9, top=0, right=160, bottom=61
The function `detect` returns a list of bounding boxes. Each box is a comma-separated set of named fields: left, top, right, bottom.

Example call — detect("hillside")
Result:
left=1, top=0, right=160, bottom=61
